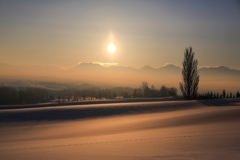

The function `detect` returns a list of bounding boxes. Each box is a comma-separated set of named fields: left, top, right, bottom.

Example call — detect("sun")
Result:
left=108, top=44, right=115, bottom=53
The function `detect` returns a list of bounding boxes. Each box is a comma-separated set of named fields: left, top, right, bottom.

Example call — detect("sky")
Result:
left=0, top=0, right=240, bottom=69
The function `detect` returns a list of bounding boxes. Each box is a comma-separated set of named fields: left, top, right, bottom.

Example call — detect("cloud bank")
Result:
left=78, top=61, right=119, bottom=67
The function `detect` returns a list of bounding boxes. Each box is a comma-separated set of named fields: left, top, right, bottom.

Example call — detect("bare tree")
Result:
left=150, top=84, right=155, bottom=90
left=141, top=81, right=148, bottom=90
left=179, top=47, right=199, bottom=100
left=141, top=81, right=149, bottom=97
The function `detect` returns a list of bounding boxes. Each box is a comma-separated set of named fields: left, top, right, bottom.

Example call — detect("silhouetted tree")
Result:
left=143, top=86, right=150, bottom=97
left=141, top=81, right=148, bottom=91
left=90, top=93, right=93, bottom=100
left=159, top=85, right=168, bottom=97
left=18, top=90, right=24, bottom=104
left=141, top=81, right=150, bottom=97
left=132, top=88, right=143, bottom=98
left=49, top=95, right=54, bottom=100
left=207, top=92, right=210, bottom=98
left=67, top=95, right=71, bottom=101
left=58, top=96, right=61, bottom=104
left=179, top=47, right=199, bottom=100
left=223, top=90, right=226, bottom=98
left=168, top=87, right=177, bottom=97
left=210, top=91, right=213, bottom=98
left=133, top=89, right=137, bottom=98
left=98, top=92, right=102, bottom=99
left=82, top=91, right=86, bottom=100
left=103, top=91, right=108, bottom=99
left=123, top=92, right=129, bottom=98
left=73, top=95, right=77, bottom=101
left=112, top=92, right=117, bottom=99
left=151, top=85, right=155, bottom=90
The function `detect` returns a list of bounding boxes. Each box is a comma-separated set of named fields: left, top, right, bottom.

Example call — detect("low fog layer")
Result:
left=0, top=62, right=240, bottom=93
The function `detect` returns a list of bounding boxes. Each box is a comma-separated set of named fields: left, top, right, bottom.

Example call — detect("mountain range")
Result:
left=0, top=62, right=240, bottom=92
left=69, top=62, right=240, bottom=80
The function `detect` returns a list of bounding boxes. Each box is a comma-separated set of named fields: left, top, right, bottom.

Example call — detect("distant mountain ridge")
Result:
left=1, top=61, right=240, bottom=73
left=69, top=62, right=240, bottom=76
left=0, top=61, right=240, bottom=92
left=70, top=62, right=182, bottom=73
left=199, top=66, right=240, bottom=77
left=70, top=62, right=240, bottom=72
left=0, top=61, right=240, bottom=83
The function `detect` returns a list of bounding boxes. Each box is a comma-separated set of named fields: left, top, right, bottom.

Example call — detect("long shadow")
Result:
left=199, top=98, right=240, bottom=106
left=0, top=97, right=180, bottom=110
left=0, top=101, right=197, bottom=122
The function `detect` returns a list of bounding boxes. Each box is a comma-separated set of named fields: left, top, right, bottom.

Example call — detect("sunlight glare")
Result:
left=108, top=44, right=115, bottom=53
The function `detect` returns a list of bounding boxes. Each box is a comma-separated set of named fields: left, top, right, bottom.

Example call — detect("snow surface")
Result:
left=0, top=99, right=240, bottom=159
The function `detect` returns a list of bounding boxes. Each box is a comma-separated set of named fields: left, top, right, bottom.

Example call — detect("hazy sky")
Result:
left=0, top=0, right=240, bottom=69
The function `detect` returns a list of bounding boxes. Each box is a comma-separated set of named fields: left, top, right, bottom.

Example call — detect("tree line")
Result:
left=0, top=86, right=120, bottom=105
left=0, top=86, right=54, bottom=105
left=132, top=81, right=177, bottom=98
left=0, top=82, right=178, bottom=105
left=198, top=90, right=240, bottom=99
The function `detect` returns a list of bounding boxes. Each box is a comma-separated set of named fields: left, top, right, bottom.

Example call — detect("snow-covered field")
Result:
left=1, top=99, right=240, bottom=159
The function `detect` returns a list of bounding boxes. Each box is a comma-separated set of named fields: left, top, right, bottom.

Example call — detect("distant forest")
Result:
left=0, top=82, right=239, bottom=105
left=0, top=81, right=177, bottom=105
left=198, top=90, right=240, bottom=99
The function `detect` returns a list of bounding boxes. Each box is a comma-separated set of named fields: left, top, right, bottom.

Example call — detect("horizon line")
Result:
left=1, top=61, right=240, bottom=71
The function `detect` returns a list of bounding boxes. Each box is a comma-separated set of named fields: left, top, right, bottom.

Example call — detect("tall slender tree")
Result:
left=179, top=46, right=199, bottom=100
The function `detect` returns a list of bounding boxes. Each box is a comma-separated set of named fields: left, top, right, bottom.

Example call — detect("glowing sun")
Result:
left=108, top=44, right=115, bottom=53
